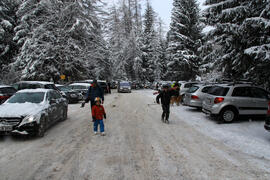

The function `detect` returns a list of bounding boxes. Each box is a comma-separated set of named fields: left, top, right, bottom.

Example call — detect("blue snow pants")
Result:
left=93, top=119, right=104, bottom=132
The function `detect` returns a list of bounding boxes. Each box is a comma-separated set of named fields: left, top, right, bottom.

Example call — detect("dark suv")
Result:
left=0, top=85, right=17, bottom=104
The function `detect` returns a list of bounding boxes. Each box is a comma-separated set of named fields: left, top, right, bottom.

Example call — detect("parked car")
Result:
left=179, top=81, right=199, bottom=97
left=98, top=80, right=108, bottom=94
left=12, top=81, right=67, bottom=99
left=184, top=84, right=214, bottom=109
left=68, top=83, right=91, bottom=98
left=202, top=83, right=270, bottom=123
left=13, top=81, right=58, bottom=91
left=0, top=89, right=68, bottom=137
left=0, top=85, right=17, bottom=104
left=118, top=81, right=131, bottom=93
left=56, top=85, right=80, bottom=103
left=264, top=101, right=270, bottom=132
left=111, top=81, right=117, bottom=89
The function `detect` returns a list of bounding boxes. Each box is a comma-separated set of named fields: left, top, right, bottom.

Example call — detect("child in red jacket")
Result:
left=92, top=97, right=107, bottom=135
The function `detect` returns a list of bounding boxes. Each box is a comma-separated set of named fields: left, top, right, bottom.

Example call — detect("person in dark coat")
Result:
left=81, top=79, right=104, bottom=108
left=156, top=84, right=175, bottom=124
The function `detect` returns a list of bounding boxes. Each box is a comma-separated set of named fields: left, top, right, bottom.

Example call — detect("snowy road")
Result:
left=1, top=90, right=270, bottom=180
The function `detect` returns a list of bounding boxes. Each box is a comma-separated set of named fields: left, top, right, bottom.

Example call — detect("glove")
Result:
left=102, top=100, right=104, bottom=104
left=104, top=114, right=106, bottom=119
left=92, top=116, right=96, bottom=122
left=157, top=101, right=160, bottom=104
left=81, top=102, right=85, bottom=108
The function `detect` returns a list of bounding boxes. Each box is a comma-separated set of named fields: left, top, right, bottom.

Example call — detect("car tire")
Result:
left=219, top=107, right=238, bottom=123
left=37, top=116, right=46, bottom=137
left=61, top=107, right=68, bottom=121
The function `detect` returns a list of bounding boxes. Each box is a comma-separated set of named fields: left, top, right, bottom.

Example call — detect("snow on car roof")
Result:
left=69, top=83, right=91, bottom=86
left=98, top=80, right=106, bottom=83
left=17, top=88, right=52, bottom=93
left=0, top=85, right=12, bottom=88
left=18, top=81, right=54, bottom=85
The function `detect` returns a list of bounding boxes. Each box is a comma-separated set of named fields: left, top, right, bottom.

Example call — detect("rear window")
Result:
left=184, top=83, right=197, bottom=88
left=44, top=84, right=57, bottom=90
left=187, top=86, right=199, bottom=93
left=208, top=86, right=229, bottom=96
left=201, top=86, right=213, bottom=93
left=0, top=87, right=16, bottom=94
left=99, top=82, right=107, bottom=87
left=20, top=83, right=41, bottom=90
left=120, top=82, right=130, bottom=86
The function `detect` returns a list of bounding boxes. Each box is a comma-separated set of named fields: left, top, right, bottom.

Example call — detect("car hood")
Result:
left=0, top=102, right=46, bottom=118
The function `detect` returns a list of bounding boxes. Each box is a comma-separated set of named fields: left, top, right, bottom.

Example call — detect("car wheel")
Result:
left=219, top=108, right=237, bottom=123
left=61, top=107, right=68, bottom=121
left=37, top=116, right=46, bottom=137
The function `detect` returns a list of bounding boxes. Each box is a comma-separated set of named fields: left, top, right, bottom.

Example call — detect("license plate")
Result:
left=0, top=125, right=12, bottom=132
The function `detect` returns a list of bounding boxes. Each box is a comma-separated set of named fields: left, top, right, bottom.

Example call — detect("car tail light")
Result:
left=0, top=95, right=8, bottom=100
left=267, top=101, right=270, bottom=115
left=214, top=97, right=224, bottom=104
left=191, top=95, right=199, bottom=100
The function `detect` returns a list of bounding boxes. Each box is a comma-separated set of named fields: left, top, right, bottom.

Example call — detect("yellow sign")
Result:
left=60, top=75, right=66, bottom=80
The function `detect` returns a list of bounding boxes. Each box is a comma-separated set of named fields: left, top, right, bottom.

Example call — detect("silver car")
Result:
left=179, top=82, right=199, bottom=96
left=184, top=84, right=214, bottom=109
left=202, top=84, right=270, bottom=123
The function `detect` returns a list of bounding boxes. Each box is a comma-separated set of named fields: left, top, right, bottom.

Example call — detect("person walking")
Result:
left=156, top=84, right=175, bottom=124
left=92, top=97, right=107, bottom=135
left=81, top=79, right=104, bottom=108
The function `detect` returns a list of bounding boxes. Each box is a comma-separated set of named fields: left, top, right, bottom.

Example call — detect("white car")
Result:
left=0, top=89, right=68, bottom=137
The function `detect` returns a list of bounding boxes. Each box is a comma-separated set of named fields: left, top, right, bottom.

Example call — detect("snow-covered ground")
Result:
left=142, top=89, right=270, bottom=161
left=1, top=90, right=270, bottom=179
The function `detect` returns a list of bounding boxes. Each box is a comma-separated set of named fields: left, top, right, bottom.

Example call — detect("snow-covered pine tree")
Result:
left=0, top=0, right=20, bottom=81
left=105, top=0, right=143, bottom=81
left=240, top=1, right=270, bottom=87
left=166, top=0, right=201, bottom=81
left=139, top=1, right=157, bottom=83
left=13, top=0, right=107, bottom=82
left=155, top=18, right=167, bottom=80
left=202, top=0, right=269, bottom=85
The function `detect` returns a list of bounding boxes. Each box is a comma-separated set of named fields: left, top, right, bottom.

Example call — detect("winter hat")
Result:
left=95, top=97, right=101, bottom=102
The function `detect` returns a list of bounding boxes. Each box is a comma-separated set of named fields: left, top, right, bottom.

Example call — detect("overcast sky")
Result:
left=149, top=0, right=206, bottom=30
left=105, top=0, right=206, bottom=31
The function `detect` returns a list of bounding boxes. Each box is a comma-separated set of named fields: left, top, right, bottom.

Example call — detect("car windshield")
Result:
left=208, top=86, right=229, bottom=96
left=120, top=82, right=130, bottom=86
left=187, top=86, right=199, bottom=93
left=7, top=92, right=45, bottom=103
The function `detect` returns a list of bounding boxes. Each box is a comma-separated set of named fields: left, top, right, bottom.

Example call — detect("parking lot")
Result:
left=1, top=90, right=270, bottom=179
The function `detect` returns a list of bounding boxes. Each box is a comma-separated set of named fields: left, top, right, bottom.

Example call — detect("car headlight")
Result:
left=20, top=115, right=40, bottom=126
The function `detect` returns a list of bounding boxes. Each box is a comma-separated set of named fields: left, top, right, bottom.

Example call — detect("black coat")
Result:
left=156, top=90, right=175, bottom=105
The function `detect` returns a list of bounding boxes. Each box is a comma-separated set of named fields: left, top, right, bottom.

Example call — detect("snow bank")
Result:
left=140, top=90, right=270, bottom=160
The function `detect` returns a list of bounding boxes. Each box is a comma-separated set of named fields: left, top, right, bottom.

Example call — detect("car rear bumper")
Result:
left=118, top=89, right=131, bottom=93
left=186, top=100, right=202, bottom=108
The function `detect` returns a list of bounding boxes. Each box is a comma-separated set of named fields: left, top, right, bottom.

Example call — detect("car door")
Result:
left=231, top=87, right=255, bottom=115
left=47, top=91, right=58, bottom=124
left=53, top=90, right=65, bottom=120
left=250, top=87, right=269, bottom=115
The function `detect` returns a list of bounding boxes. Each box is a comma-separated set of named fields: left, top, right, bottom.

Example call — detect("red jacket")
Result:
left=92, top=105, right=106, bottom=120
